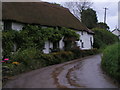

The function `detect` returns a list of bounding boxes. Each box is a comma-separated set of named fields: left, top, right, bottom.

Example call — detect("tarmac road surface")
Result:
left=3, top=54, right=118, bottom=88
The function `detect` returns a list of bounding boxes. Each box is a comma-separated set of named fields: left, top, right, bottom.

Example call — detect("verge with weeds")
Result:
left=101, top=43, right=120, bottom=83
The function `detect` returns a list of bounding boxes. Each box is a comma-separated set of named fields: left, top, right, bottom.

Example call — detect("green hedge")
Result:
left=70, top=47, right=99, bottom=59
left=92, top=28, right=119, bottom=49
left=3, top=48, right=98, bottom=77
left=101, top=43, right=120, bottom=83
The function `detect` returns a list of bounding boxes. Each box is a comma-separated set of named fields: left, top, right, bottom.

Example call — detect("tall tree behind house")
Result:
left=62, top=0, right=93, bottom=20
left=81, top=8, right=98, bottom=29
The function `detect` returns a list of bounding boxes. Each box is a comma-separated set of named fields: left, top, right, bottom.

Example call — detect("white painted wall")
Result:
left=2, top=21, right=94, bottom=53
left=12, top=22, right=24, bottom=31
left=76, top=31, right=94, bottom=50
left=43, top=41, right=53, bottom=54
left=43, top=38, right=64, bottom=54
left=59, top=37, right=64, bottom=50
left=43, top=41, right=49, bottom=54
left=2, top=21, right=24, bottom=31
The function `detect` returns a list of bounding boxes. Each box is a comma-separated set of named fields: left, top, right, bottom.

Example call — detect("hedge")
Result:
left=2, top=48, right=99, bottom=77
left=92, top=28, right=119, bottom=49
left=101, top=43, right=120, bottom=83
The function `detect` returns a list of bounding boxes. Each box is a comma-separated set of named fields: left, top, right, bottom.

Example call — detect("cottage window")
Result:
left=4, top=21, right=12, bottom=30
left=53, top=41, right=59, bottom=49
left=81, top=42, right=84, bottom=48
left=81, top=31, right=83, bottom=35
left=90, top=37, right=93, bottom=48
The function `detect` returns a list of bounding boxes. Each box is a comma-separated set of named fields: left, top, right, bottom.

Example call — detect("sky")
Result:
left=1, top=0, right=119, bottom=31
left=41, top=0, right=119, bottom=31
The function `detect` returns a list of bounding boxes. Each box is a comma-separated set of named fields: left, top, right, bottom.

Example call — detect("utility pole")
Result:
left=103, top=7, right=108, bottom=23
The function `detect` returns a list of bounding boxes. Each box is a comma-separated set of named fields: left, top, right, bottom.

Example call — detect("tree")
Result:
left=81, top=8, right=98, bottom=29
left=96, top=22, right=110, bottom=30
left=62, top=0, right=93, bottom=20
left=92, top=28, right=119, bottom=49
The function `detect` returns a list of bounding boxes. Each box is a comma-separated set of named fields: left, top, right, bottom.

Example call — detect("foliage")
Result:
left=2, top=30, right=20, bottom=57
left=2, top=50, right=74, bottom=76
left=2, top=25, right=80, bottom=57
left=92, top=28, right=119, bottom=49
left=19, top=25, right=47, bottom=50
left=10, top=47, right=41, bottom=65
left=63, top=1, right=93, bottom=20
left=61, top=27, right=79, bottom=41
left=52, top=51, right=74, bottom=63
left=2, top=48, right=98, bottom=77
left=70, top=47, right=99, bottom=59
left=96, top=22, right=110, bottom=30
left=81, top=8, right=98, bottom=29
left=101, top=43, right=120, bottom=83
left=2, top=25, right=80, bottom=78
left=61, top=27, right=80, bottom=50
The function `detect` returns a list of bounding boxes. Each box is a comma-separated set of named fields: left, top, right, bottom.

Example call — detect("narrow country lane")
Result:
left=3, top=54, right=118, bottom=88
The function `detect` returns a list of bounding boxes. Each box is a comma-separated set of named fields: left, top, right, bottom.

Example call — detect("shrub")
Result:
left=101, top=43, right=120, bottom=83
left=39, top=51, right=74, bottom=66
left=10, top=47, right=43, bottom=70
left=70, top=48, right=99, bottom=58
left=70, top=47, right=82, bottom=59
left=2, top=30, right=20, bottom=58
left=92, top=28, right=119, bottom=49
left=52, top=51, right=74, bottom=63
left=39, top=54, right=55, bottom=66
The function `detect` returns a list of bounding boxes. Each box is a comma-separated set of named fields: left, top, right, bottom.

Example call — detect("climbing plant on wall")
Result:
left=2, top=30, right=20, bottom=58
left=61, top=27, right=80, bottom=50
left=2, top=25, right=80, bottom=57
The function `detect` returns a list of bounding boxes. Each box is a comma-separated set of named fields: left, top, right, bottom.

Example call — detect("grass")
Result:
left=101, top=42, right=120, bottom=83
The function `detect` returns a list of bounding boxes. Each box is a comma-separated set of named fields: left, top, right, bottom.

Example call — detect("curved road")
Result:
left=3, top=54, right=118, bottom=88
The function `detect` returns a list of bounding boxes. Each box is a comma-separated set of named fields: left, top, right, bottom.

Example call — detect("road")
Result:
left=3, top=54, right=118, bottom=88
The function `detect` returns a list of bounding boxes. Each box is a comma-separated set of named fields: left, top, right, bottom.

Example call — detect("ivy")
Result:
left=61, top=27, right=80, bottom=41
left=2, top=30, right=19, bottom=57
left=2, top=25, right=80, bottom=57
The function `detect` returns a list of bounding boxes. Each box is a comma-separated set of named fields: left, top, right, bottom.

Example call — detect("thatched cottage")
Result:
left=2, top=2, right=94, bottom=53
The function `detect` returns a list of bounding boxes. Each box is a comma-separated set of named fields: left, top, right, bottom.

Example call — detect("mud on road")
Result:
left=3, top=54, right=118, bottom=88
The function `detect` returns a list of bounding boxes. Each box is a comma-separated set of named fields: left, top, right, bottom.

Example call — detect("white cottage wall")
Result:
left=59, top=37, right=64, bottom=50
left=12, top=22, right=24, bottom=31
left=43, top=41, right=50, bottom=54
left=2, top=20, right=94, bottom=53
left=43, top=41, right=53, bottom=54
left=2, top=21, right=24, bottom=31
left=76, top=31, right=93, bottom=50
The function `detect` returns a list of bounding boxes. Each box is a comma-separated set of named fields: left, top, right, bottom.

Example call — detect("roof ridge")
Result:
left=2, top=2, right=94, bottom=34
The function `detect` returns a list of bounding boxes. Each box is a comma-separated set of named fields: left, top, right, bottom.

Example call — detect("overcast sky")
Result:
left=42, top=0, right=119, bottom=31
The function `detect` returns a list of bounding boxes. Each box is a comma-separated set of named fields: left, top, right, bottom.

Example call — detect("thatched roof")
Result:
left=2, top=2, right=94, bottom=34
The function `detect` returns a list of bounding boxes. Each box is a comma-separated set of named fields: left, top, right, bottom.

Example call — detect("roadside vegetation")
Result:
left=101, top=43, right=120, bottom=83
left=92, top=28, right=119, bottom=84
left=92, top=28, right=119, bottom=49
left=2, top=25, right=98, bottom=83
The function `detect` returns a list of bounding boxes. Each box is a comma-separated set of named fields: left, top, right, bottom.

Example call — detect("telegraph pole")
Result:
left=103, top=7, right=108, bottom=23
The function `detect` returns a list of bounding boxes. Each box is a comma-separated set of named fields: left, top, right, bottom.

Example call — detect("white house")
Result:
left=2, top=2, right=94, bottom=54
left=112, top=28, right=120, bottom=39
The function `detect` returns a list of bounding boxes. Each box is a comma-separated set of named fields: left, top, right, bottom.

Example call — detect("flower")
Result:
left=12, top=62, right=20, bottom=65
left=4, top=58, right=9, bottom=61
left=1, top=61, right=5, bottom=62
